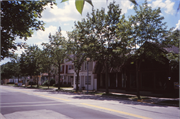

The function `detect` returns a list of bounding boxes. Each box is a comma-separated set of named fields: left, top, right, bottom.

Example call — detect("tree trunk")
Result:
left=105, top=61, right=109, bottom=94
left=58, top=63, right=61, bottom=90
left=48, top=70, right=50, bottom=89
left=18, top=75, right=19, bottom=83
left=37, top=76, right=39, bottom=88
left=31, top=75, right=32, bottom=88
left=76, top=71, right=79, bottom=92
left=136, top=60, right=141, bottom=100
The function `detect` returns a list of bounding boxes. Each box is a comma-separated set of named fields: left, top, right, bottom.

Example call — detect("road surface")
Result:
left=0, top=86, right=179, bottom=119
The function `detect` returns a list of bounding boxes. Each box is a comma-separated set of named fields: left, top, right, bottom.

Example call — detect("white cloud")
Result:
left=174, top=20, right=180, bottom=30
left=41, top=2, right=85, bottom=23
left=14, top=47, right=25, bottom=56
left=24, top=25, right=58, bottom=49
left=41, top=0, right=133, bottom=23
left=0, top=58, right=11, bottom=65
left=91, top=0, right=133, bottom=14
left=64, top=23, right=69, bottom=26
left=151, top=0, right=175, bottom=15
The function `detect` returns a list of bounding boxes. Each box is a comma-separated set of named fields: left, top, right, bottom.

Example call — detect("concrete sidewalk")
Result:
left=60, top=88, right=179, bottom=107
left=0, top=113, right=6, bottom=119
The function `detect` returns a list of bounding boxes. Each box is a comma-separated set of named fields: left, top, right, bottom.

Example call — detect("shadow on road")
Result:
left=29, top=88, right=179, bottom=107
left=11, top=86, right=179, bottom=108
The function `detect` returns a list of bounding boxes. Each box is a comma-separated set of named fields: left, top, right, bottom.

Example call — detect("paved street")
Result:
left=0, top=85, right=179, bottom=119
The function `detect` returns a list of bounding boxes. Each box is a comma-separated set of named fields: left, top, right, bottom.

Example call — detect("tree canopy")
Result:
left=1, top=1, right=56, bottom=60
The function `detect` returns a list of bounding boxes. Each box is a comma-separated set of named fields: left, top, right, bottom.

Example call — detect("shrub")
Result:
left=28, top=82, right=37, bottom=85
left=42, top=80, right=49, bottom=86
left=42, top=79, right=55, bottom=86
left=7, top=82, right=14, bottom=84
left=50, top=79, right=55, bottom=86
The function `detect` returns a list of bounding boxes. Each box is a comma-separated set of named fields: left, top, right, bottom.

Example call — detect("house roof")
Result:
left=93, top=42, right=179, bottom=74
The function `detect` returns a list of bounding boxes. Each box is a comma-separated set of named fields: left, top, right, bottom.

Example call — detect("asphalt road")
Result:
left=0, top=85, right=179, bottom=119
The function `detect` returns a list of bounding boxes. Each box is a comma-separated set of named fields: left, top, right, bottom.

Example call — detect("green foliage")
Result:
left=19, top=45, right=42, bottom=77
left=128, top=0, right=170, bottom=62
left=1, top=1, right=56, bottom=59
left=61, top=0, right=93, bottom=14
left=1, top=62, right=15, bottom=80
left=73, top=1, right=129, bottom=94
left=67, top=29, right=86, bottom=92
left=75, top=0, right=85, bottom=15
left=42, top=80, right=49, bottom=86
left=164, top=29, right=180, bottom=47
left=61, top=0, right=137, bottom=14
left=42, top=79, right=55, bottom=86
left=42, top=27, right=67, bottom=90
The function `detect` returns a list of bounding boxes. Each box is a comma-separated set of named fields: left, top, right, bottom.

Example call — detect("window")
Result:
left=68, top=65, right=72, bottom=70
left=85, top=76, right=91, bottom=85
left=60, top=65, right=63, bottom=72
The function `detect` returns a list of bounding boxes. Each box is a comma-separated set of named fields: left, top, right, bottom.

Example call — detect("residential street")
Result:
left=0, top=85, right=179, bottom=119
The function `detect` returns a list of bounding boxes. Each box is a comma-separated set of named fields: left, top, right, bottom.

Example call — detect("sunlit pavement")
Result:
left=0, top=85, right=179, bottom=119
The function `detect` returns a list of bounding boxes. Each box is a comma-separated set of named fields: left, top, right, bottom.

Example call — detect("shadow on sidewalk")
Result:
left=12, top=86, right=180, bottom=107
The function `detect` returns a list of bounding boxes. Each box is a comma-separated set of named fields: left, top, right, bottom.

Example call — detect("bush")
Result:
left=42, top=80, right=49, bottom=86
left=50, top=79, right=55, bottom=86
left=7, top=82, right=14, bottom=84
left=42, top=79, right=55, bottom=86
left=28, top=82, right=37, bottom=85
left=53, top=83, right=58, bottom=87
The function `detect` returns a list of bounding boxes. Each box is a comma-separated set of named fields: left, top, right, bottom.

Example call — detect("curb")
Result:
left=0, top=113, right=6, bottom=119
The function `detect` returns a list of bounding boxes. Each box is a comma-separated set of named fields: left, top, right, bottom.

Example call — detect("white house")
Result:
left=73, top=61, right=97, bottom=91
left=54, top=59, right=74, bottom=86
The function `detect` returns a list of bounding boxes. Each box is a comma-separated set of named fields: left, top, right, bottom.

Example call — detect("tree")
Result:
left=75, top=1, right=128, bottom=94
left=128, top=0, right=170, bottom=99
left=41, top=42, right=56, bottom=89
left=66, top=29, right=87, bottom=92
left=1, top=62, right=15, bottom=81
left=1, top=1, right=56, bottom=60
left=20, top=45, right=42, bottom=87
left=42, top=27, right=67, bottom=90
left=10, top=54, right=22, bottom=83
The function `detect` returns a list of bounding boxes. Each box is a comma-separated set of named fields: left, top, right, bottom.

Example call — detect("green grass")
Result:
left=157, top=100, right=179, bottom=105
left=129, top=96, right=151, bottom=100
left=3, top=84, right=15, bottom=86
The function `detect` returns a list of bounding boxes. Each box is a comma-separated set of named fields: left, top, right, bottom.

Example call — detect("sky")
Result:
left=1, top=0, right=180, bottom=65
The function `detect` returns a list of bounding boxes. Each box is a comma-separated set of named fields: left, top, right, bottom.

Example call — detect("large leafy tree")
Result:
left=42, top=27, right=67, bottom=90
left=20, top=45, right=42, bottom=87
left=1, top=62, right=15, bottom=81
left=75, top=1, right=128, bottom=94
left=66, top=29, right=87, bottom=92
left=10, top=54, right=22, bottom=83
left=127, top=0, right=170, bottom=99
left=41, top=41, right=57, bottom=89
left=1, top=1, right=56, bottom=60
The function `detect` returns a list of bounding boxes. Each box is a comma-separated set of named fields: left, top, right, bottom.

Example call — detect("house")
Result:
left=1, top=79, right=9, bottom=84
left=53, top=58, right=97, bottom=90
left=73, top=61, right=97, bottom=90
left=54, top=60, right=74, bottom=87
left=95, top=42, right=179, bottom=97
